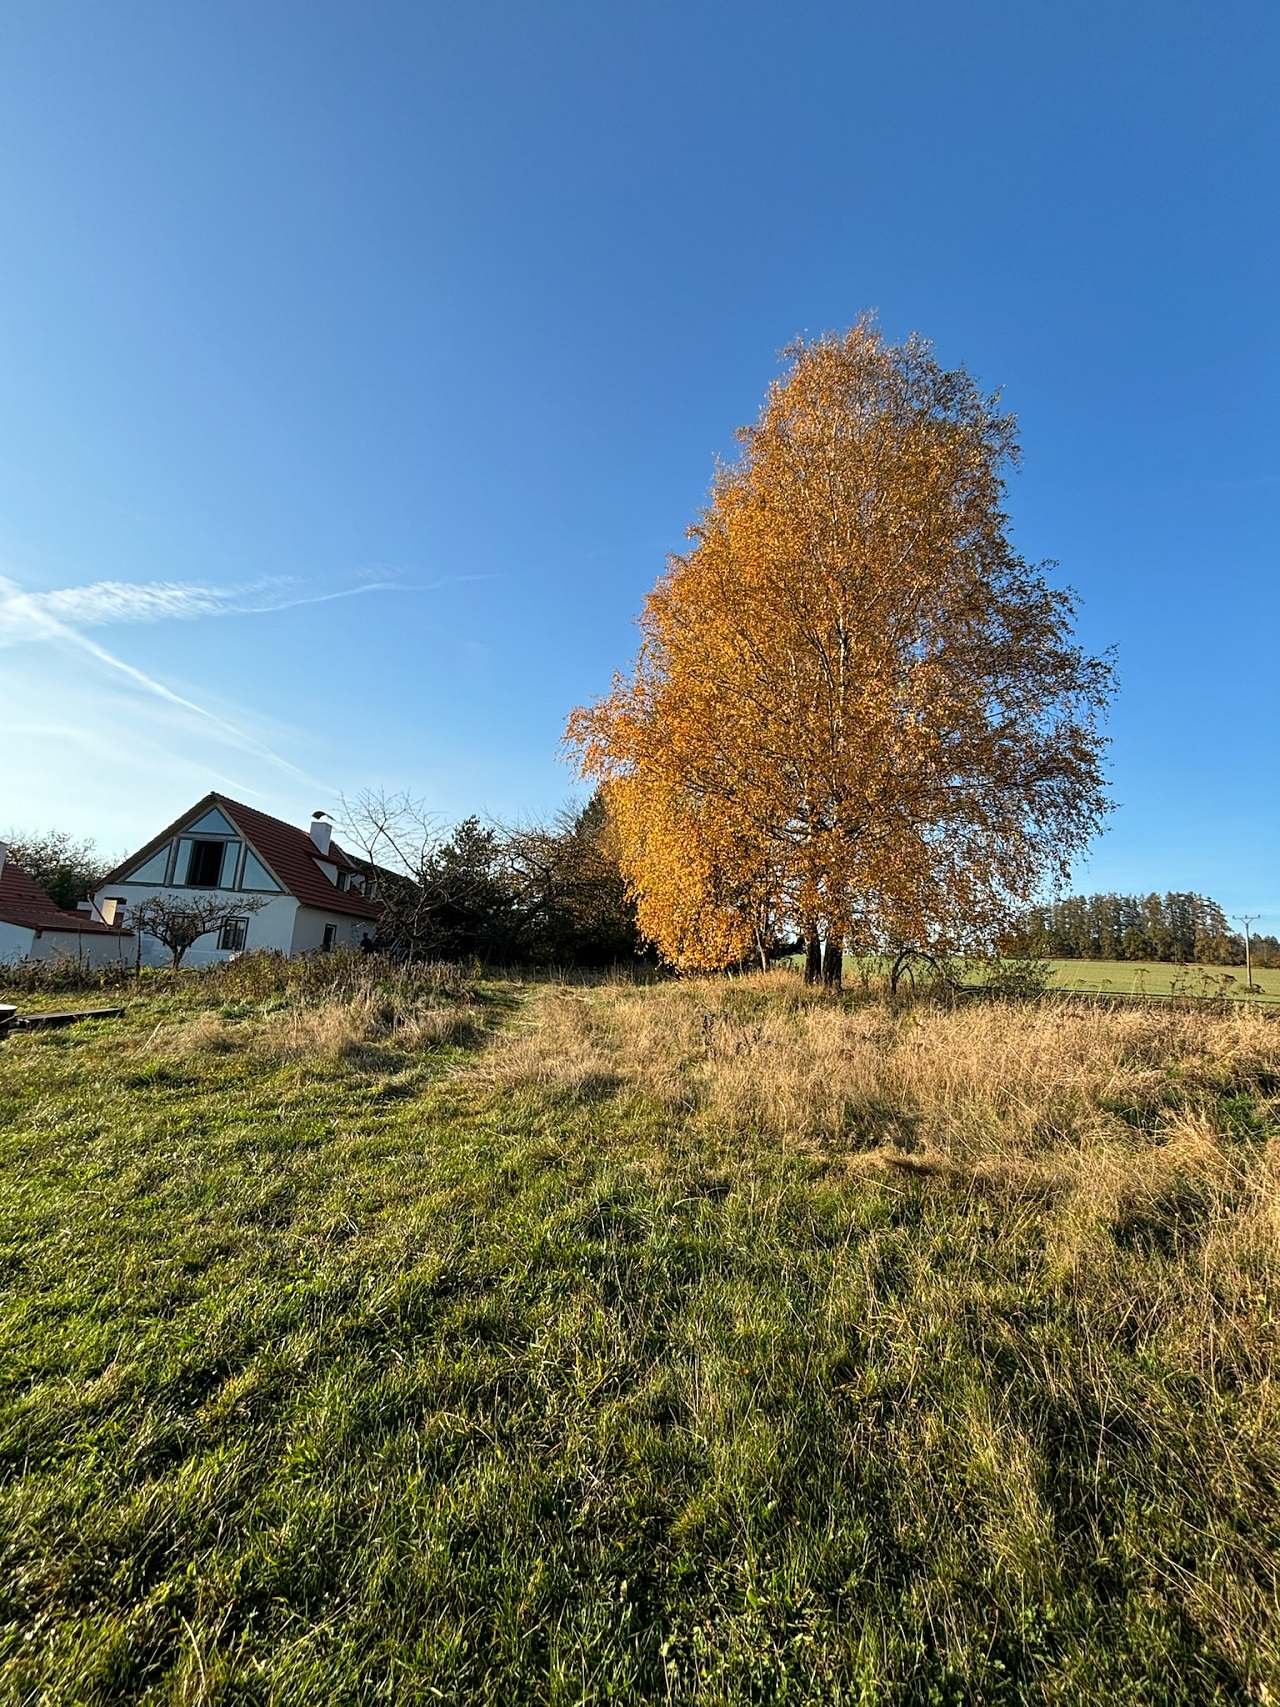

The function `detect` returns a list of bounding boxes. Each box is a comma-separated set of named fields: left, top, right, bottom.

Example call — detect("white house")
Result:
left=93, top=794, right=381, bottom=967
left=0, top=842, right=134, bottom=966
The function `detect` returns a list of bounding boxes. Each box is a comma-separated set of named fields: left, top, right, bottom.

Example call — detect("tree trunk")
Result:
left=821, top=937, right=843, bottom=990
left=803, top=928, right=822, bottom=985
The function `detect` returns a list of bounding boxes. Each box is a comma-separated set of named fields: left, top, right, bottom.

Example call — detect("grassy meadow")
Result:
left=796, top=955, right=1280, bottom=1004
left=1042, top=960, right=1280, bottom=1002
left=2, top=956, right=1279, bottom=1702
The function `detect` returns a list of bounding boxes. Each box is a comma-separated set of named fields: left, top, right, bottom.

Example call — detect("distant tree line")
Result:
left=1002, top=892, right=1280, bottom=969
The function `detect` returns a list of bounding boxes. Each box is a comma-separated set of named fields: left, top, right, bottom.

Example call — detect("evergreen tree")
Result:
left=1003, top=891, right=1264, bottom=966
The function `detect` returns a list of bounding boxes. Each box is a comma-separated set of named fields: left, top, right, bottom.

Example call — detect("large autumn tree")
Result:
left=567, top=319, right=1114, bottom=983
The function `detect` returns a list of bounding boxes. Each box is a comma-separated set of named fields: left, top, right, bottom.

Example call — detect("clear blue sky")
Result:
left=1, top=1, right=1276, bottom=923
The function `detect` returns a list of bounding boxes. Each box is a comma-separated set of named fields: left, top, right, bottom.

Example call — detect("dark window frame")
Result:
left=218, top=916, right=249, bottom=952
left=122, top=829, right=254, bottom=890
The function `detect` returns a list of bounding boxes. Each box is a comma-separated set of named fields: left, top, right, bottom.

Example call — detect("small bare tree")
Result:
left=339, top=789, right=441, bottom=958
left=131, top=894, right=267, bottom=968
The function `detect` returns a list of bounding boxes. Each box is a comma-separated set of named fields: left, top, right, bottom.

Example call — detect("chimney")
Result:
left=309, top=812, right=333, bottom=858
left=0, top=841, right=6, bottom=880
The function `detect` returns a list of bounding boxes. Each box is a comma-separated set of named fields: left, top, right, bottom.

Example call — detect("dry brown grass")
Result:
left=9, top=967, right=1279, bottom=1697
left=269, top=990, right=484, bottom=1062
left=487, top=970, right=1280, bottom=1152
left=475, top=974, right=1280, bottom=1700
left=149, top=985, right=486, bottom=1069
left=488, top=971, right=1280, bottom=1304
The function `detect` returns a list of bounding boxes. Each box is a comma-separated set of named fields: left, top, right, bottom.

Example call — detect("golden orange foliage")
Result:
left=567, top=319, right=1113, bottom=976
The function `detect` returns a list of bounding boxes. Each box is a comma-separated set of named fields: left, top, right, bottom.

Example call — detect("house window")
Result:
left=186, top=840, right=225, bottom=887
left=218, top=917, right=249, bottom=952
left=322, top=923, right=337, bottom=952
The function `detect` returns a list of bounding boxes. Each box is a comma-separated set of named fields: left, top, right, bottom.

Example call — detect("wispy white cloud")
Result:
left=2, top=655, right=300, bottom=849
left=0, top=579, right=240, bottom=636
left=234, top=574, right=490, bottom=617
left=0, top=571, right=483, bottom=645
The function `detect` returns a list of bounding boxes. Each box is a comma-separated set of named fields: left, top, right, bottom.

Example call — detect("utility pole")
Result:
left=1234, top=914, right=1261, bottom=992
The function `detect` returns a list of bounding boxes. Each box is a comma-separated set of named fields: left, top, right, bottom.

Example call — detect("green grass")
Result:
left=1042, top=959, right=1280, bottom=1001
left=1, top=964, right=1278, bottom=1702
left=822, top=954, right=1280, bottom=1003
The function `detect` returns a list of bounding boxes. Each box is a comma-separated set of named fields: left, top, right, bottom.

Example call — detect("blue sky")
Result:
left=1, top=1, right=1276, bottom=923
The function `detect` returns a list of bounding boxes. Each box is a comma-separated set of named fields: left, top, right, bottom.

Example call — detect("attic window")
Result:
left=186, top=808, right=238, bottom=836
left=186, top=840, right=224, bottom=887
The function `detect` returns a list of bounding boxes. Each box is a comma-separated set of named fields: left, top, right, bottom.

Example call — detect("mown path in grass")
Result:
left=1, top=971, right=1278, bottom=1703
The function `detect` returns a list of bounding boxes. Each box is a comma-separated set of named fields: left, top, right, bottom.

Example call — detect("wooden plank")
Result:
left=12, top=1007, right=126, bottom=1031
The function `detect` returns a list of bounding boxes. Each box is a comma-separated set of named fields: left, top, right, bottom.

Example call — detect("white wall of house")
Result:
left=28, top=928, right=132, bottom=967
left=92, top=883, right=302, bottom=967
left=0, top=919, right=131, bottom=967
left=289, top=907, right=376, bottom=956
left=0, top=920, right=35, bottom=964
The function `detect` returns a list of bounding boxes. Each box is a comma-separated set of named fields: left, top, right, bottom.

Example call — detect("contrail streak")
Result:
left=2, top=582, right=327, bottom=788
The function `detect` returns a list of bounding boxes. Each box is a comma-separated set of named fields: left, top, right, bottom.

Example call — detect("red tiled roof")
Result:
left=103, top=793, right=381, bottom=921
left=0, top=858, right=133, bottom=935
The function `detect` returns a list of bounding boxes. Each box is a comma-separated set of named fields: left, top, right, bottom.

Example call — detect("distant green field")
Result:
left=808, top=954, right=1280, bottom=1002
left=1043, top=958, right=1280, bottom=1001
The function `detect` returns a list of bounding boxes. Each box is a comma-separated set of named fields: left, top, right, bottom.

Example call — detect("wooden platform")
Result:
left=2, top=1006, right=125, bottom=1036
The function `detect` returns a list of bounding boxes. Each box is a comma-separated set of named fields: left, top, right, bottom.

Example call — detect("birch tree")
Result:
left=567, top=318, right=1113, bottom=982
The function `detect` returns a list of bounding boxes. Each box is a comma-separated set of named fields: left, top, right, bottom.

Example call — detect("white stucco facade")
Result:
left=87, top=884, right=376, bottom=967
left=0, top=920, right=33, bottom=964
left=91, top=885, right=301, bottom=967
left=289, top=907, right=376, bottom=957
left=0, top=918, right=133, bottom=967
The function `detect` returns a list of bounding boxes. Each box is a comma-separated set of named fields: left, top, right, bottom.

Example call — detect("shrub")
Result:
left=970, top=954, right=1053, bottom=999
left=0, top=957, right=136, bottom=997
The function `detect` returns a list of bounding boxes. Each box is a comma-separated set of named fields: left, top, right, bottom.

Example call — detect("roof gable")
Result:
left=104, top=793, right=380, bottom=920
